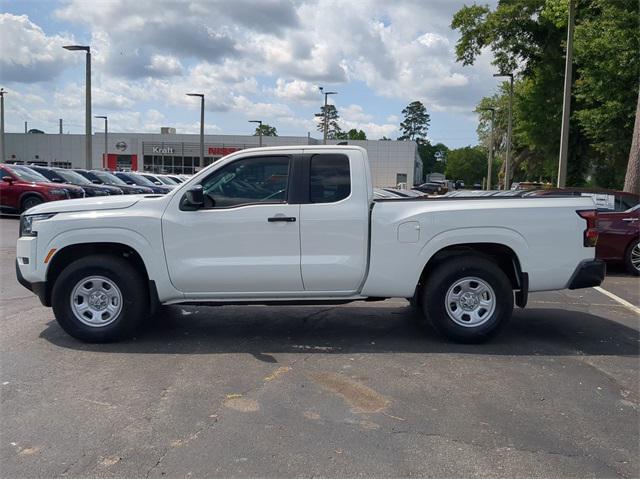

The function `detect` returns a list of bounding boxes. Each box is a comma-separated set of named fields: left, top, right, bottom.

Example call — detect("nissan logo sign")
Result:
left=115, top=141, right=127, bottom=151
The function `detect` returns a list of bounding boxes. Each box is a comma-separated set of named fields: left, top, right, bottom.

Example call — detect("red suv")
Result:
left=0, top=164, right=85, bottom=214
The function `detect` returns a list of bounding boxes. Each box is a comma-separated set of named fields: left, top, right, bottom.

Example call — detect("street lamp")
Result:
left=0, top=88, right=5, bottom=163
left=478, top=107, right=496, bottom=190
left=95, top=115, right=108, bottom=169
left=318, top=86, right=337, bottom=145
left=249, top=120, right=263, bottom=147
left=186, top=93, right=205, bottom=168
left=63, top=45, right=92, bottom=169
left=494, top=72, right=513, bottom=190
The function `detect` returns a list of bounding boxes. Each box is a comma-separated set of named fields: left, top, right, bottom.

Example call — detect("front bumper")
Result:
left=568, top=260, right=606, bottom=290
left=16, top=259, right=49, bottom=306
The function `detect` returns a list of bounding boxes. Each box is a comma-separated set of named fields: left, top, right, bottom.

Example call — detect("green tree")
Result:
left=451, top=0, right=639, bottom=189
left=398, top=101, right=430, bottom=141
left=315, top=104, right=343, bottom=140
left=334, top=129, right=366, bottom=140
left=418, top=141, right=448, bottom=177
left=445, top=146, right=488, bottom=186
left=253, top=124, right=278, bottom=137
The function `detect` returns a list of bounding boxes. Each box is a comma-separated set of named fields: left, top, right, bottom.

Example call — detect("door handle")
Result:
left=622, top=218, right=638, bottom=222
left=268, top=216, right=296, bottom=222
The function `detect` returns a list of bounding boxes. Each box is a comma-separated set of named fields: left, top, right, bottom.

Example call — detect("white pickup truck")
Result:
left=16, top=146, right=605, bottom=343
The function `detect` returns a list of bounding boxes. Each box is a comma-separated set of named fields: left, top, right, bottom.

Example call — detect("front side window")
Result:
left=200, top=156, right=290, bottom=208
left=309, top=154, right=350, bottom=203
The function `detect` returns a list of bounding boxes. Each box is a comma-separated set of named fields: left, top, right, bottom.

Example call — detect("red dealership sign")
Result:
left=208, top=147, right=241, bottom=156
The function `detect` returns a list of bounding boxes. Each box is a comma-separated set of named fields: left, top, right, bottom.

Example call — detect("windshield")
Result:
left=56, top=169, right=92, bottom=185
left=9, top=166, right=50, bottom=183
left=124, top=173, right=156, bottom=186
left=158, top=176, right=177, bottom=185
left=93, top=171, right=127, bottom=185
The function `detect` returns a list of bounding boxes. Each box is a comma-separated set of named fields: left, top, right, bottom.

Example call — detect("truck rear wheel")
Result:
left=421, top=255, right=513, bottom=343
left=51, top=254, right=148, bottom=342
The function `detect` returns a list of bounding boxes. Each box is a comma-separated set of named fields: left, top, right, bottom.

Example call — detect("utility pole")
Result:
left=494, top=73, right=513, bottom=189
left=186, top=93, right=205, bottom=167
left=59, top=119, right=63, bottom=134
left=63, top=45, right=92, bottom=169
left=479, top=107, right=496, bottom=190
left=24, top=121, right=27, bottom=134
left=318, top=87, right=337, bottom=145
left=557, top=0, right=575, bottom=188
left=249, top=120, right=263, bottom=147
left=0, top=88, right=5, bottom=163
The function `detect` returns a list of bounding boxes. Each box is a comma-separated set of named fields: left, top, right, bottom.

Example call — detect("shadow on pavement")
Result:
left=39, top=303, right=639, bottom=359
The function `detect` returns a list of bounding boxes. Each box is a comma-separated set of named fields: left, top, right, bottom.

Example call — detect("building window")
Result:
left=51, top=161, right=72, bottom=168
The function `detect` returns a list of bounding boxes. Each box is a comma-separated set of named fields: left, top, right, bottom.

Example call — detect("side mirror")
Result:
left=126, top=181, right=135, bottom=185
left=52, top=178, right=63, bottom=183
left=2, top=176, right=14, bottom=184
left=154, top=181, right=162, bottom=185
left=182, top=185, right=205, bottom=210
left=92, top=179, right=102, bottom=184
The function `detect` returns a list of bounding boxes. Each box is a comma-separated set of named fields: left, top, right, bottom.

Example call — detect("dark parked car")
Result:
left=28, top=166, right=124, bottom=197
left=74, top=170, right=154, bottom=195
left=414, top=182, right=445, bottom=195
left=113, top=172, right=172, bottom=194
left=596, top=204, right=639, bottom=275
left=0, top=164, right=84, bottom=214
left=526, top=188, right=639, bottom=212
left=140, top=173, right=178, bottom=187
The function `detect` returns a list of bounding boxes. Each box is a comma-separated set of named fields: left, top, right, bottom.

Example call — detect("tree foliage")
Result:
left=315, top=104, right=343, bottom=140
left=445, top=146, right=489, bottom=186
left=336, top=128, right=367, bottom=140
left=452, top=0, right=639, bottom=189
left=253, top=124, right=278, bottom=137
left=418, top=141, right=448, bottom=176
left=398, top=101, right=430, bottom=141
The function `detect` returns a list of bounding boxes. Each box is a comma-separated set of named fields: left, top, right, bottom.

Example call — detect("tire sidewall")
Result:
left=625, top=239, right=640, bottom=276
left=422, top=257, right=514, bottom=343
left=52, top=255, right=147, bottom=342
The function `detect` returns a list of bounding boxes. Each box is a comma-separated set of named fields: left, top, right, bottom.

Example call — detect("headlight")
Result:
left=20, top=213, right=56, bottom=237
left=49, top=189, right=68, bottom=197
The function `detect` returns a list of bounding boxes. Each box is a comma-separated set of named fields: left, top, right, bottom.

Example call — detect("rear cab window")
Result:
left=309, top=154, right=351, bottom=203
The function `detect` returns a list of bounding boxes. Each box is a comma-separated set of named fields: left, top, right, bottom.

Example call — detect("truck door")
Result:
left=299, top=151, right=370, bottom=293
left=162, top=153, right=304, bottom=294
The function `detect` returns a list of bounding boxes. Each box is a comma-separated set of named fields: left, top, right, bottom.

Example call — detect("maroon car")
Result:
left=0, top=164, right=85, bottom=214
left=596, top=204, right=639, bottom=275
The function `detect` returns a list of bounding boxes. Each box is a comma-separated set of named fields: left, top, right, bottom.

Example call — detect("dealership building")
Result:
left=3, top=131, right=422, bottom=187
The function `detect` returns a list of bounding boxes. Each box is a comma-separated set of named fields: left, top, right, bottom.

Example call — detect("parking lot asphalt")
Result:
left=0, top=216, right=638, bottom=479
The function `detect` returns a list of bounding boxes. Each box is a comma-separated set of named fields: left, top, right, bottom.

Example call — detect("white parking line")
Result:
left=593, top=286, right=640, bottom=316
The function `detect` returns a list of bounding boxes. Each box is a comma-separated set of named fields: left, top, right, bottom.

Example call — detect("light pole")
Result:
left=557, top=0, right=575, bottom=188
left=63, top=45, right=92, bottom=169
left=479, top=107, right=496, bottom=190
left=186, top=93, right=205, bottom=168
left=95, top=115, right=108, bottom=169
left=249, top=120, right=263, bottom=147
left=494, top=72, right=513, bottom=189
left=0, top=88, right=5, bottom=163
left=318, top=87, right=337, bottom=145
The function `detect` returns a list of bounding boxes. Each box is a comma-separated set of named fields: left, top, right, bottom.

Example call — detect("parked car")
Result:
left=165, top=175, right=184, bottom=183
left=414, top=182, right=445, bottom=195
left=596, top=204, right=639, bottom=275
left=0, top=164, right=84, bottom=214
left=139, top=173, right=178, bottom=187
left=526, top=188, right=639, bottom=212
left=16, top=146, right=603, bottom=344
left=74, top=170, right=154, bottom=195
left=113, top=172, right=172, bottom=194
left=29, top=166, right=124, bottom=197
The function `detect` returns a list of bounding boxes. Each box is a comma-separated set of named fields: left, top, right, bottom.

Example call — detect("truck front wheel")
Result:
left=51, top=254, right=148, bottom=342
left=421, top=255, right=513, bottom=343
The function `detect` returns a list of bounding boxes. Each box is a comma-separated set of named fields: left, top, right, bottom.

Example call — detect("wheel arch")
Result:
left=19, top=191, right=46, bottom=211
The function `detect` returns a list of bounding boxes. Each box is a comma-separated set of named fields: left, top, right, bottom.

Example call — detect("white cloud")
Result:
left=272, top=79, right=320, bottom=105
left=0, top=14, right=76, bottom=82
left=147, top=55, right=184, bottom=77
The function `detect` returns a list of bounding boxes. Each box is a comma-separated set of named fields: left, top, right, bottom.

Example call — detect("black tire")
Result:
left=421, top=255, right=514, bottom=343
left=624, top=239, right=640, bottom=276
left=51, top=254, right=148, bottom=342
left=21, top=195, right=43, bottom=213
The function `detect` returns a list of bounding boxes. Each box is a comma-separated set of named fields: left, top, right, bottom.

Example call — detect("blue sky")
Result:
left=1, top=0, right=499, bottom=147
